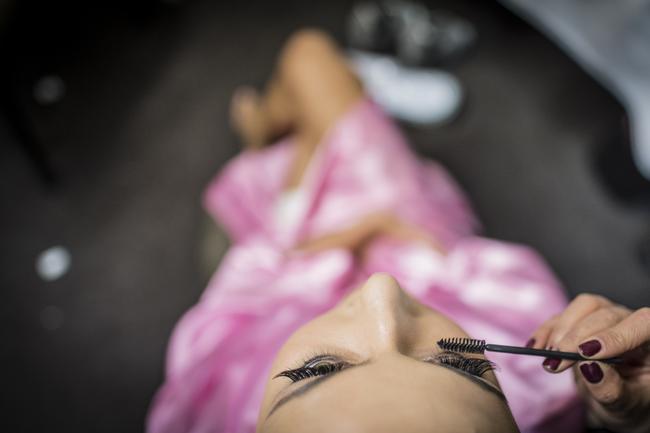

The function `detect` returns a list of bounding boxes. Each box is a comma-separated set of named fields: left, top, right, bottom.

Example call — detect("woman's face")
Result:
left=257, top=273, right=520, bottom=433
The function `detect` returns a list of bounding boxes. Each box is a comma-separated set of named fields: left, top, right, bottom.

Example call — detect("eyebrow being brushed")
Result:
left=267, top=359, right=506, bottom=418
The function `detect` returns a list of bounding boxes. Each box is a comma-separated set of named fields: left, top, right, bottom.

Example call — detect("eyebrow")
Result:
left=268, top=360, right=506, bottom=418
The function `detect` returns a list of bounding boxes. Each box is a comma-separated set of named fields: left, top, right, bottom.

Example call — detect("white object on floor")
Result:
left=349, top=50, right=463, bottom=125
left=36, top=245, right=71, bottom=282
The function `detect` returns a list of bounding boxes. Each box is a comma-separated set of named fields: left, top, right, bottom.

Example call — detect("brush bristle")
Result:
left=437, top=338, right=486, bottom=354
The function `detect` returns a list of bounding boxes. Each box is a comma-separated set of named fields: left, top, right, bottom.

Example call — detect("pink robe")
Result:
left=147, top=99, right=582, bottom=433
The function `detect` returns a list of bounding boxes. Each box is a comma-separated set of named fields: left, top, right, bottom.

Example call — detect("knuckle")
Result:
left=536, top=327, right=555, bottom=344
left=537, top=315, right=558, bottom=332
left=636, top=307, right=650, bottom=323
left=550, top=320, right=576, bottom=345
left=600, top=308, right=622, bottom=325
left=548, top=328, right=566, bottom=346
left=558, top=329, right=580, bottom=348
left=573, top=293, right=593, bottom=302
left=574, top=293, right=602, bottom=308
left=545, top=314, right=560, bottom=326
left=594, top=384, right=630, bottom=413
left=597, top=388, right=622, bottom=407
left=605, top=329, right=631, bottom=352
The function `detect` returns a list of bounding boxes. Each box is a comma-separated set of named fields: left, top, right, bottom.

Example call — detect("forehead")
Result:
left=262, top=357, right=512, bottom=433
left=278, top=297, right=467, bottom=353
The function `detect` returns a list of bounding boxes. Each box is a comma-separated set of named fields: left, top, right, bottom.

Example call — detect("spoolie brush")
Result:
left=437, top=337, right=622, bottom=364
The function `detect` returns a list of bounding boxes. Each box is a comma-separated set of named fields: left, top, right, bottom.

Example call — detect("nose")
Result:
left=358, top=273, right=414, bottom=352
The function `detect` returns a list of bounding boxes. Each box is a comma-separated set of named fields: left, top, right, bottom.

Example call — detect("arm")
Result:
left=294, top=212, right=445, bottom=256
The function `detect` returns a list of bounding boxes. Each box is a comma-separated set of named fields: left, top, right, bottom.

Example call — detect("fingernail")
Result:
left=525, top=338, right=535, bottom=348
left=579, top=362, right=604, bottom=383
left=543, top=358, right=561, bottom=371
left=579, top=340, right=602, bottom=357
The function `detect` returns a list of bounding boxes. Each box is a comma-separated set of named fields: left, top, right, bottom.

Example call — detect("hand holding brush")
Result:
left=453, top=294, right=650, bottom=433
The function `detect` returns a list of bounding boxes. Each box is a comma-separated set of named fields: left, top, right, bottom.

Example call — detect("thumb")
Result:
left=578, top=307, right=650, bottom=359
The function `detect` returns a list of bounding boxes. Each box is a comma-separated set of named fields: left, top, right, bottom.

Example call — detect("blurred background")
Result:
left=1, top=0, right=649, bottom=432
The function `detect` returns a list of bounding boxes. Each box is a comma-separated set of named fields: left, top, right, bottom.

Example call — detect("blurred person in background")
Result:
left=147, top=29, right=650, bottom=433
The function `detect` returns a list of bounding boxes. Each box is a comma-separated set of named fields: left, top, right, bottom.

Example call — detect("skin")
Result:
left=294, top=212, right=446, bottom=257
left=530, top=294, right=650, bottom=433
left=256, top=273, right=520, bottom=433
left=229, top=29, right=363, bottom=190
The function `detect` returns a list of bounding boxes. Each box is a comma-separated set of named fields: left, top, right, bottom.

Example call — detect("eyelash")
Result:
left=432, top=352, right=496, bottom=376
left=274, top=351, right=496, bottom=383
left=274, top=354, right=348, bottom=382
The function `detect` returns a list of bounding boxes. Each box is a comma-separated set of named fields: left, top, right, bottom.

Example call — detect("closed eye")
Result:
left=274, top=351, right=495, bottom=384
left=268, top=354, right=506, bottom=419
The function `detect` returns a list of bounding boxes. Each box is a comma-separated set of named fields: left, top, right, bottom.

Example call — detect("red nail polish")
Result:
left=525, top=338, right=535, bottom=348
left=579, top=340, right=602, bottom=357
left=579, top=362, right=603, bottom=383
left=543, top=358, right=560, bottom=371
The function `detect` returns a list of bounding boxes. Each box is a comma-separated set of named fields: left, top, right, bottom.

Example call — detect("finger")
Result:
left=579, top=307, right=650, bottom=359
left=528, top=315, right=559, bottom=350
left=549, top=306, right=629, bottom=373
left=546, top=294, right=612, bottom=349
left=575, top=361, right=629, bottom=413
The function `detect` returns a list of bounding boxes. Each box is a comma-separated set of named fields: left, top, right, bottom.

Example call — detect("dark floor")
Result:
left=1, top=0, right=648, bottom=432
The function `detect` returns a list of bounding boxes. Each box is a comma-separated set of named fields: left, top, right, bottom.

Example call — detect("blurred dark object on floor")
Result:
left=595, top=116, right=650, bottom=209
left=346, top=1, right=395, bottom=53
left=347, top=1, right=476, bottom=67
